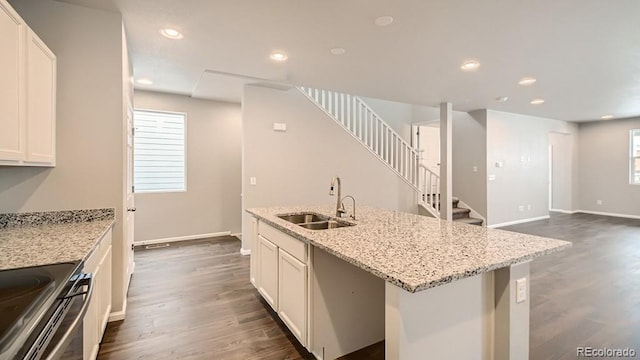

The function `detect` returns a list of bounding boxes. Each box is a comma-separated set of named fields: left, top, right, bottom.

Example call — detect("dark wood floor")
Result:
left=98, top=212, right=640, bottom=359
left=502, top=212, right=640, bottom=360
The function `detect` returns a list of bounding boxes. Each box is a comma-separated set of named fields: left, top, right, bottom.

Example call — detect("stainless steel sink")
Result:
left=277, top=212, right=354, bottom=230
left=277, top=213, right=328, bottom=224
left=298, top=220, right=353, bottom=230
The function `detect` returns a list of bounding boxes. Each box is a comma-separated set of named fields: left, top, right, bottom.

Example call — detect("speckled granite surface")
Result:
left=247, top=205, right=571, bottom=293
left=0, top=209, right=115, bottom=270
left=0, top=208, right=114, bottom=228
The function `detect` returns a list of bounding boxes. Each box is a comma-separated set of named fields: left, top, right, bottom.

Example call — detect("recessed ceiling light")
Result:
left=160, top=28, right=183, bottom=39
left=330, top=47, right=346, bottom=55
left=530, top=99, right=545, bottom=105
left=601, top=114, right=614, bottom=120
left=495, top=96, right=509, bottom=103
left=460, top=60, right=480, bottom=71
left=518, top=77, right=537, bottom=85
left=270, top=51, right=288, bottom=62
left=374, top=16, right=394, bottom=26
left=136, top=78, right=153, bottom=85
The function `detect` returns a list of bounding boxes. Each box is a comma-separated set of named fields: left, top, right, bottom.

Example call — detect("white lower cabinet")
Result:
left=83, top=228, right=113, bottom=360
left=257, top=235, right=279, bottom=310
left=252, top=220, right=308, bottom=348
left=278, top=249, right=307, bottom=345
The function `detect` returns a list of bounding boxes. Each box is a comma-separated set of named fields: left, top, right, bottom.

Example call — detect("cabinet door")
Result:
left=84, top=263, right=100, bottom=360
left=98, top=244, right=112, bottom=336
left=250, top=218, right=258, bottom=287
left=278, top=249, right=307, bottom=346
left=25, top=28, right=55, bottom=165
left=257, top=235, right=278, bottom=310
left=0, top=0, right=25, bottom=162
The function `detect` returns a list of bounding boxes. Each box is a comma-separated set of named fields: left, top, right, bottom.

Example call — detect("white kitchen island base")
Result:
left=385, top=262, right=530, bottom=360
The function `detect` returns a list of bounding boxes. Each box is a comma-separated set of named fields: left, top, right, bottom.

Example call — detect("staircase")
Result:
left=297, top=86, right=483, bottom=226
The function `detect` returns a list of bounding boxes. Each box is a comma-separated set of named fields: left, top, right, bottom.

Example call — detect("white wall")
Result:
left=133, top=91, right=242, bottom=241
left=486, top=110, right=578, bottom=226
left=452, top=110, right=488, bottom=219
left=242, top=85, right=417, bottom=251
left=578, top=117, right=640, bottom=216
left=4, top=0, right=127, bottom=311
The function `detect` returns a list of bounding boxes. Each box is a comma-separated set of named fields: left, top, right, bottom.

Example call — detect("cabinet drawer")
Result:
left=258, top=222, right=306, bottom=263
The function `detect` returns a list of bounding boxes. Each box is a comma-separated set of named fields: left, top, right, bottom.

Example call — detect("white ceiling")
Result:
left=59, top=0, right=640, bottom=122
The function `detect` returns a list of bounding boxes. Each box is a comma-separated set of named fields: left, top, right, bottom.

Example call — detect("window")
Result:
left=631, top=129, right=640, bottom=185
left=134, top=110, right=186, bottom=192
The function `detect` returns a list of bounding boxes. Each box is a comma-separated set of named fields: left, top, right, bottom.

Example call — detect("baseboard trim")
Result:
left=109, top=298, right=127, bottom=322
left=549, top=209, right=578, bottom=214
left=575, top=210, right=640, bottom=220
left=488, top=215, right=550, bottom=228
left=230, top=232, right=242, bottom=239
left=240, top=248, right=251, bottom=256
left=135, top=231, right=232, bottom=247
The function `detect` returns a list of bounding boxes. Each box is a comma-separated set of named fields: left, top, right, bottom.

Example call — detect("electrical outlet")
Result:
left=596, top=200, right=602, bottom=205
left=527, top=204, right=531, bottom=211
left=516, top=278, right=527, bottom=303
left=472, top=166, right=478, bottom=172
left=250, top=177, right=257, bottom=185
left=518, top=205, right=525, bottom=212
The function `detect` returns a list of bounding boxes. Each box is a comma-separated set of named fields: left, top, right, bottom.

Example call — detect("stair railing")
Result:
left=298, top=86, right=420, bottom=189
left=418, top=164, right=441, bottom=218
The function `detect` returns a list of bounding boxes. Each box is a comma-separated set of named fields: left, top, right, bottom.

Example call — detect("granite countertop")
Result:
left=247, top=205, right=571, bottom=293
left=0, top=209, right=115, bottom=270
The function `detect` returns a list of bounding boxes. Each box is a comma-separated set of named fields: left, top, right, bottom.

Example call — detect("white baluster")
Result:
left=340, top=93, right=345, bottom=125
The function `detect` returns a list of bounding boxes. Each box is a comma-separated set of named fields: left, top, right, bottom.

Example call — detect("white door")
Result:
left=125, top=104, right=135, bottom=286
left=278, top=249, right=307, bottom=346
left=258, top=235, right=278, bottom=311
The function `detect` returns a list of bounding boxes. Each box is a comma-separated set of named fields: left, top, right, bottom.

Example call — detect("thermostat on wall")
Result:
left=273, top=123, right=287, bottom=131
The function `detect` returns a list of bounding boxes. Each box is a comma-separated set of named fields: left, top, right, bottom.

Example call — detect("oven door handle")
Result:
left=44, top=273, right=94, bottom=360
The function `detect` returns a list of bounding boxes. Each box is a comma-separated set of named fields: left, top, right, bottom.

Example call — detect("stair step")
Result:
left=455, top=217, right=484, bottom=226
left=452, top=207, right=470, bottom=220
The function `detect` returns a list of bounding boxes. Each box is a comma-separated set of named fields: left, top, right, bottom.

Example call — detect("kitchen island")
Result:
left=247, top=205, right=571, bottom=360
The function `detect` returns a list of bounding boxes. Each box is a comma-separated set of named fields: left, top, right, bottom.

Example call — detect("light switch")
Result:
left=516, top=278, right=527, bottom=303
left=472, top=166, right=478, bottom=172
left=488, top=174, right=496, bottom=181
left=273, top=123, right=287, bottom=132
left=249, top=177, right=257, bottom=185
left=495, top=161, right=503, bottom=168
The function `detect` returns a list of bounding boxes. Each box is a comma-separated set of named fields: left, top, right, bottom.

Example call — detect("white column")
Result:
left=440, top=102, right=453, bottom=220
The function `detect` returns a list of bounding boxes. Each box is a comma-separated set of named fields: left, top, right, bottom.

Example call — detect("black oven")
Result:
left=0, top=262, right=93, bottom=360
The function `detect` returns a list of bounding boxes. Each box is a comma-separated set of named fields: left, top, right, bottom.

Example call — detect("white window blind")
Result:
left=632, top=129, right=640, bottom=185
left=134, top=110, right=186, bottom=192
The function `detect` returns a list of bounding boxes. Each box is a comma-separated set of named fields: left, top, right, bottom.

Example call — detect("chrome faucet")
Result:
left=341, top=195, right=356, bottom=220
left=329, top=176, right=345, bottom=217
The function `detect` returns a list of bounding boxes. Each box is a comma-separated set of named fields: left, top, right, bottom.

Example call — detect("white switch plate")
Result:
left=273, top=123, right=287, bottom=131
left=518, top=205, right=524, bottom=212
left=495, top=161, right=503, bottom=168
left=249, top=177, right=257, bottom=185
left=488, top=174, right=496, bottom=181
left=596, top=200, right=602, bottom=205
left=472, top=166, right=478, bottom=172
left=516, top=278, right=527, bottom=303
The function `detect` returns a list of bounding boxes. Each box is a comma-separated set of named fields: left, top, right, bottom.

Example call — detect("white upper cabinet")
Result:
left=25, top=28, right=56, bottom=165
left=0, top=0, right=56, bottom=166
left=0, top=0, right=25, bottom=163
